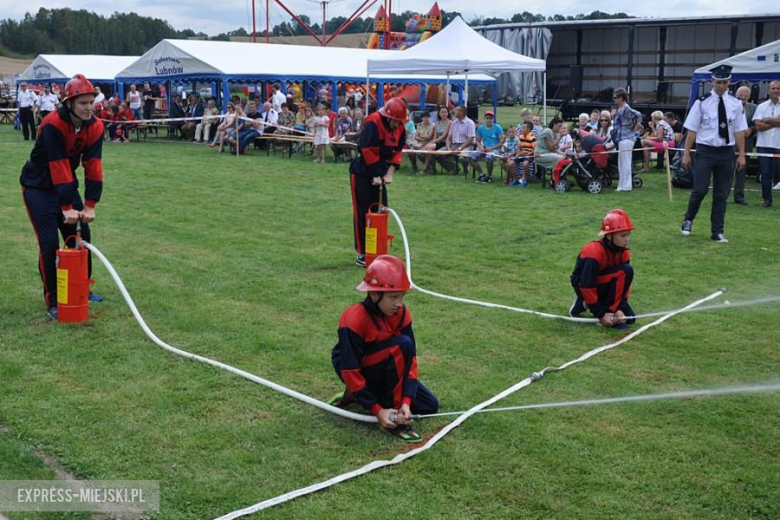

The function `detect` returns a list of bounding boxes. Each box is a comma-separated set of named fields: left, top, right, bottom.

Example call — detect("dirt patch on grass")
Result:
left=0, top=424, right=142, bottom=519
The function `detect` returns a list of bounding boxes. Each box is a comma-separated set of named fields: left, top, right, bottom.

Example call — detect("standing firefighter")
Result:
left=330, top=255, right=439, bottom=443
left=349, top=98, right=406, bottom=267
left=20, top=74, right=105, bottom=320
left=569, top=209, right=636, bottom=329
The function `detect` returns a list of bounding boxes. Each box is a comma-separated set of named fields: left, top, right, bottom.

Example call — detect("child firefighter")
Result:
left=329, top=255, right=438, bottom=443
left=569, top=209, right=636, bottom=329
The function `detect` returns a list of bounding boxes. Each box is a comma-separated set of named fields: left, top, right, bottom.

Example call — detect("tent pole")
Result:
left=464, top=71, right=469, bottom=106
left=365, top=73, right=370, bottom=116
left=221, top=79, right=231, bottom=110
left=543, top=72, right=547, bottom=124
left=492, top=81, right=497, bottom=123
left=446, top=73, right=450, bottom=107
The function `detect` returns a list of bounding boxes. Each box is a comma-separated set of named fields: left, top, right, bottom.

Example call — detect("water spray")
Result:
left=400, top=383, right=780, bottom=421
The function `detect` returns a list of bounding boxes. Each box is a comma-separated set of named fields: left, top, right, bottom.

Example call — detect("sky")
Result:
left=0, top=0, right=770, bottom=37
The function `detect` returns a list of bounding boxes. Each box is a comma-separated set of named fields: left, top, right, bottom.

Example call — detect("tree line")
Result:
left=0, top=8, right=631, bottom=56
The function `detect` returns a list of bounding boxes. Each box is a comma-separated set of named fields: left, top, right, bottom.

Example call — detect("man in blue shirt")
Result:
left=469, top=111, right=504, bottom=183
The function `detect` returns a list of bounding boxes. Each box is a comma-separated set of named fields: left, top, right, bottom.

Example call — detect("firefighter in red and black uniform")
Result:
left=20, top=74, right=105, bottom=320
left=330, top=255, right=439, bottom=443
left=569, top=209, right=636, bottom=329
left=349, top=98, right=407, bottom=267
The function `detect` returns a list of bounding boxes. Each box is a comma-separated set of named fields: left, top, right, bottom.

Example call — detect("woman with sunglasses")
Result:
left=596, top=111, right=613, bottom=144
left=209, top=102, right=237, bottom=151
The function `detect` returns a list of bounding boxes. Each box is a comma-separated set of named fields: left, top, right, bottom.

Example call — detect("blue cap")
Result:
left=710, top=64, right=733, bottom=80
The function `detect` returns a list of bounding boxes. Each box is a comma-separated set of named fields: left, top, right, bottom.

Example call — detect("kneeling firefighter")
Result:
left=569, top=209, right=636, bottom=328
left=329, top=255, right=439, bottom=443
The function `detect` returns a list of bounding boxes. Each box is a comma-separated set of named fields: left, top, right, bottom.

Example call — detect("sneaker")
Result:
left=734, top=199, right=748, bottom=206
left=326, top=391, right=355, bottom=408
left=773, top=182, right=780, bottom=191
left=476, top=174, right=487, bottom=183
left=761, top=199, right=773, bottom=208
left=485, top=176, right=493, bottom=183
left=386, top=424, right=423, bottom=443
left=569, top=295, right=587, bottom=317
left=518, top=180, right=528, bottom=188
left=88, top=292, right=104, bottom=303
left=355, top=254, right=366, bottom=267
left=681, top=220, right=692, bottom=236
left=46, top=306, right=58, bottom=320
left=711, top=233, right=729, bottom=243
left=508, top=180, right=520, bottom=187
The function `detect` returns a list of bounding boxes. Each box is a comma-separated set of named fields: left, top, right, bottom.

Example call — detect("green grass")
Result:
left=1, top=124, right=778, bottom=519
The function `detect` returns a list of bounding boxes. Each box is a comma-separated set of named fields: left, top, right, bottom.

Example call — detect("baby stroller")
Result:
left=552, top=144, right=613, bottom=194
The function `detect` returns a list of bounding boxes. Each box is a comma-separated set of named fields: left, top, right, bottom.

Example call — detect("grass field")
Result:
left=1, top=122, right=778, bottom=519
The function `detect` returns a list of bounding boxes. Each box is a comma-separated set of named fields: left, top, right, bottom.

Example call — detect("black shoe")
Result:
left=476, top=174, right=487, bottom=183
left=681, top=220, right=692, bottom=236
left=355, top=254, right=366, bottom=267
left=762, top=200, right=772, bottom=208
left=734, top=199, right=748, bottom=206
left=569, top=296, right=587, bottom=317
left=46, top=306, right=57, bottom=320
left=386, top=424, right=423, bottom=443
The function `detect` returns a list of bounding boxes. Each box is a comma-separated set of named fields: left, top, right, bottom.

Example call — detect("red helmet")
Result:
left=599, top=209, right=635, bottom=236
left=378, top=97, right=408, bottom=123
left=63, top=74, right=95, bottom=103
left=356, top=255, right=412, bottom=292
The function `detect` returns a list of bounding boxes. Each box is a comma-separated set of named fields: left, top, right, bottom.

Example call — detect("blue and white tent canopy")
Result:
left=689, top=39, right=780, bottom=106
left=115, top=39, right=494, bottom=85
left=20, top=54, right=140, bottom=83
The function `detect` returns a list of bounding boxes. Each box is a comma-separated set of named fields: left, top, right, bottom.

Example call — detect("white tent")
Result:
left=367, top=16, right=546, bottom=76
left=117, top=39, right=492, bottom=84
left=20, top=54, right=140, bottom=83
left=115, top=39, right=493, bottom=110
left=689, top=39, right=780, bottom=106
left=367, top=16, right=546, bottom=111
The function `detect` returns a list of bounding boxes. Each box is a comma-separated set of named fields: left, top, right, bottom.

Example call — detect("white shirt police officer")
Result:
left=37, top=87, right=60, bottom=116
left=680, top=64, right=747, bottom=243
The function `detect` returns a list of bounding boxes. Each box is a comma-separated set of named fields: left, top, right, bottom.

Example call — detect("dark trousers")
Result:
left=350, top=173, right=387, bottom=255
left=332, top=334, right=439, bottom=413
left=207, top=123, right=220, bottom=144
left=40, top=110, right=52, bottom=121
left=22, top=187, right=92, bottom=307
left=574, top=263, right=635, bottom=323
left=20, top=107, right=36, bottom=140
left=684, top=144, right=734, bottom=235
left=758, top=147, right=780, bottom=204
left=733, top=166, right=747, bottom=203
